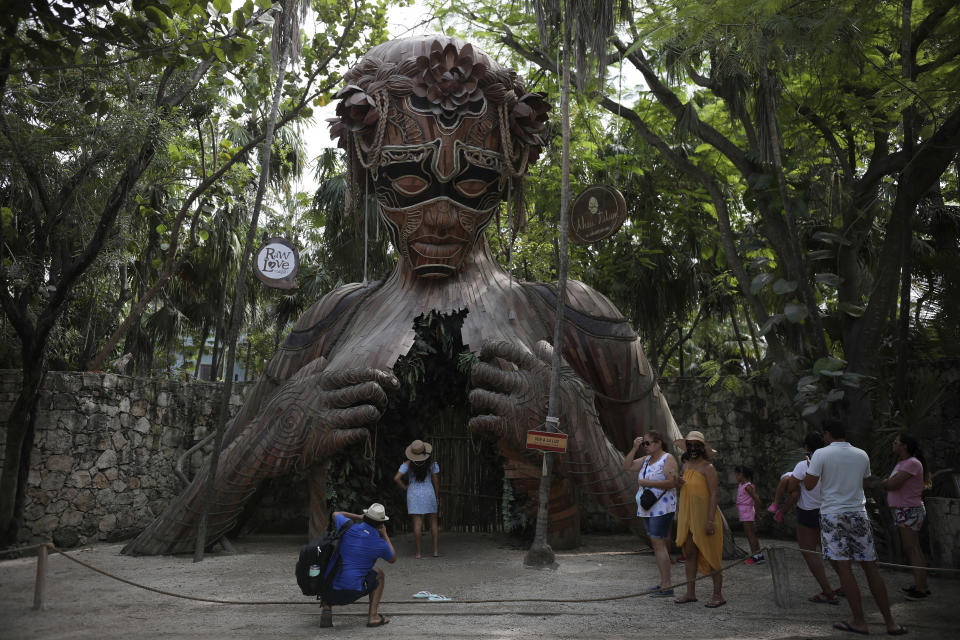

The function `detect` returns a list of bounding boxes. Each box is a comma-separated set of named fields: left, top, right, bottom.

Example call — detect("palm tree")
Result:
left=524, top=0, right=632, bottom=567
left=194, top=0, right=310, bottom=561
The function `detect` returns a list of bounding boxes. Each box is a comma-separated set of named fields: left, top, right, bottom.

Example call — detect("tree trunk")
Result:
left=0, top=354, right=44, bottom=546
left=194, top=320, right=210, bottom=379
left=193, top=40, right=290, bottom=561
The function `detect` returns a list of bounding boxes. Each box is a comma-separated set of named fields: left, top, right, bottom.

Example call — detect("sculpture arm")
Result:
left=468, top=340, right=639, bottom=523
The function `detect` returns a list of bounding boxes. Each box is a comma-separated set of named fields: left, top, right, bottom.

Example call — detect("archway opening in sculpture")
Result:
left=372, top=307, right=506, bottom=534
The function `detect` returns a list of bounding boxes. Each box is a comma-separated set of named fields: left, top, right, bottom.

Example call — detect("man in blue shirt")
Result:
left=321, top=503, right=396, bottom=628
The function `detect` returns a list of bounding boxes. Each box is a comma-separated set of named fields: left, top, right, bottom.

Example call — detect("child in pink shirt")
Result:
left=735, top=465, right=763, bottom=564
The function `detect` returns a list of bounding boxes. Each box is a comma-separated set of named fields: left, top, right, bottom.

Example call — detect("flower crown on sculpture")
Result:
left=328, top=39, right=550, bottom=165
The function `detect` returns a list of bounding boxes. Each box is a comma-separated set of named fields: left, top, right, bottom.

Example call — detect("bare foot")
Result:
left=415, top=553, right=421, bottom=559
left=674, top=595, right=698, bottom=604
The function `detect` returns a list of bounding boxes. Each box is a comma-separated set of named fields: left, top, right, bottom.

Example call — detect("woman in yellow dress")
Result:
left=673, top=431, right=726, bottom=607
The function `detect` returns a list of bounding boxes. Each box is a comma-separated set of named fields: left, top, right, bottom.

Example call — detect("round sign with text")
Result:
left=568, top=185, right=627, bottom=245
left=253, top=237, right=299, bottom=289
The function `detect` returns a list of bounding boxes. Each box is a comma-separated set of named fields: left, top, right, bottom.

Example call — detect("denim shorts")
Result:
left=641, top=512, right=675, bottom=539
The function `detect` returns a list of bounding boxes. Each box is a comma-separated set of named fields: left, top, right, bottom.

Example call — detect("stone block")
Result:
left=98, top=513, right=117, bottom=533
left=112, top=480, right=127, bottom=493
left=103, top=374, right=118, bottom=390
left=119, top=412, right=133, bottom=428
left=131, top=399, right=148, bottom=417
left=73, top=490, right=93, bottom=510
left=95, top=449, right=117, bottom=469
left=112, top=432, right=127, bottom=450
left=79, top=399, right=98, bottom=415
left=102, top=404, right=120, bottom=417
left=48, top=499, right=68, bottom=514
left=40, top=471, right=65, bottom=491
left=47, top=454, right=74, bottom=472
left=119, top=397, right=130, bottom=413
left=36, top=514, right=60, bottom=533
left=92, top=472, right=110, bottom=489
left=157, top=391, right=170, bottom=407
left=54, top=392, right=76, bottom=410
left=134, top=416, right=151, bottom=434
left=61, top=509, right=83, bottom=527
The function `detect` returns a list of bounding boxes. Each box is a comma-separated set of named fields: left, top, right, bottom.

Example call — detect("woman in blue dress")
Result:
left=394, top=439, right=440, bottom=558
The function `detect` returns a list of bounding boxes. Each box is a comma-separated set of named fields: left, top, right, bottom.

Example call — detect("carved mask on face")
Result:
left=329, top=37, right=550, bottom=279
left=372, top=98, right=507, bottom=278
left=685, top=441, right=705, bottom=459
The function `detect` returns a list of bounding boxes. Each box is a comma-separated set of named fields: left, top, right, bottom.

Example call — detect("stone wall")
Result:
left=2, top=367, right=957, bottom=553
left=926, top=498, right=960, bottom=569
left=0, top=371, right=253, bottom=547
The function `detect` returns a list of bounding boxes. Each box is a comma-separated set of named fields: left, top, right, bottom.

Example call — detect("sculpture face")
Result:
left=329, top=37, right=550, bottom=279
left=374, top=100, right=506, bottom=278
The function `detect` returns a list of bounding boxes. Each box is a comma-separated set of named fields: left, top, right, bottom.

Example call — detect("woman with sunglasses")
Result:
left=673, top=431, right=725, bottom=607
left=624, top=431, right=680, bottom=597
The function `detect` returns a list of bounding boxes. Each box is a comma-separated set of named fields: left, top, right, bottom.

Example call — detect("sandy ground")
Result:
left=1, top=532, right=957, bottom=639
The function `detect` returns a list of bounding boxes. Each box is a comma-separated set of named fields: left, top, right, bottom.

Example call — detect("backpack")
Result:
left=295, top=521, right=354, bottom=598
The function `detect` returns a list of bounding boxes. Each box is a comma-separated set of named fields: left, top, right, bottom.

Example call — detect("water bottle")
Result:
left=309, top=564, right=321, bottom=577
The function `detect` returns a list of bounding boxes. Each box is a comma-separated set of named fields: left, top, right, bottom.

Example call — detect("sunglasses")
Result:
left=641, top=440, right=656, bottom=446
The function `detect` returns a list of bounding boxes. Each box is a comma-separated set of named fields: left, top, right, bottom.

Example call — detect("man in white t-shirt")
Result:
left=804, top=420, right=906, bottom=636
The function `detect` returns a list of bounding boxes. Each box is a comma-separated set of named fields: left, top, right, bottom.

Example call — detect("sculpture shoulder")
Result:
left=263, top=281, right=376, bottom=381
left=522, top=280, right=635, bottom=341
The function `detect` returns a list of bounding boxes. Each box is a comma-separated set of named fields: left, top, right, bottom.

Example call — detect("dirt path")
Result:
left=1, top=532, right=956, bottom=639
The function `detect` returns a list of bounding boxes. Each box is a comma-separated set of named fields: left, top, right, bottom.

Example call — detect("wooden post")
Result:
left=767, top=546, right=791, bottom=608
left=33, top=543, right=49, bottom=611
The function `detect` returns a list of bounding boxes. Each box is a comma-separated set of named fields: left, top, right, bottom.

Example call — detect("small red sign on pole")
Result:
left=526, top=430, right=568, bottom=453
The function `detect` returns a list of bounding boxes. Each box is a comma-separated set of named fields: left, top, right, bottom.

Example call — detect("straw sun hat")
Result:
left=674, top=430, right=718, bottom=458
left=405, top=439, right=433, bottom=462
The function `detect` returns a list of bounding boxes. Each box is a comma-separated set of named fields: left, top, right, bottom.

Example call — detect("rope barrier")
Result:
left=765, top=543, right=960, bottom=574
left=34, top=544, right=745, bottom=606
left=8, top=541, right=955, bottom=611
left=0, top=542, right=52, bottom=558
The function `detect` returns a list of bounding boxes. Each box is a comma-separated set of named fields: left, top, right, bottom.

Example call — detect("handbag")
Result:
left=639, top=459, right=664, bottom=510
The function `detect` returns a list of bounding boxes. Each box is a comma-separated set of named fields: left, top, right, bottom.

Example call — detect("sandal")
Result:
left=704, top=597, right=726, bottom=608
left=366, top=614, right=390, bottom=628
left=674, top=595, right=698, bottom=604
left=833, top=621, right=868, bottom=635
left=809, top=592, right=839, bottom=605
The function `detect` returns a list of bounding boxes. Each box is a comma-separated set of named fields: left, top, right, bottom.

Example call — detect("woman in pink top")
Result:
left=880, top=433, right=930, bottom=600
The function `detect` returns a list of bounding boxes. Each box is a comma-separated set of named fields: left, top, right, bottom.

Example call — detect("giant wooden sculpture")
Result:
left=122, top=36, right=681, bottom=555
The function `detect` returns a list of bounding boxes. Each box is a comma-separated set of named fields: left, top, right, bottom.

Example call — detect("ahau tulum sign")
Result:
left=253, top=237, right=300, bottom=289
left=568, top=184, right=627, bottom=244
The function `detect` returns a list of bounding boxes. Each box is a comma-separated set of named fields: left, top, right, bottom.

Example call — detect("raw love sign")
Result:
left=253, top=237, right=300, bottom=289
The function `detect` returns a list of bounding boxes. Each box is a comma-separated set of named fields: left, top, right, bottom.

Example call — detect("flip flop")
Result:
left=833, top=621, right=869, bottom=635
left=366, top=614, right=390, bottom=627
left=704, top=598, right=726, bottom=608
left=674, top=596, right=698, bottom=604
left=809, top=592, right=840, bottom=605
left=887, top=626, right=908, bottom=636
left=413, top=591, right=433, bottom=599
left=428, top=594, right=452, bottom=601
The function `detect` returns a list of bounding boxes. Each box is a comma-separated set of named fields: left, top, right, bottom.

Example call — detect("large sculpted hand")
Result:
left=468, top=340, right=584, bottom=446
left=468, top=340, right=638, bottom=522
left=246, top=359, right=400, bottom=470
left=122, top=360, right=398, bottom=555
